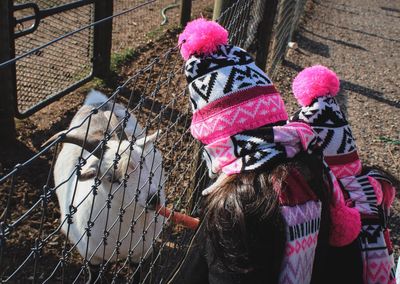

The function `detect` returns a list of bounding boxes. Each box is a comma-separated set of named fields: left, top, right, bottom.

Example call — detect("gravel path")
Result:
left=273, top=0, right=400, bottom=262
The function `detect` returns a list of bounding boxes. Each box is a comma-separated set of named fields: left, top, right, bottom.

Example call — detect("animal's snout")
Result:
left=146, top=193, right=160, bottom=210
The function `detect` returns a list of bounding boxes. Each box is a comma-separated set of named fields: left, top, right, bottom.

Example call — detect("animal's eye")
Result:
left=112, top=179, right=121, bottom=185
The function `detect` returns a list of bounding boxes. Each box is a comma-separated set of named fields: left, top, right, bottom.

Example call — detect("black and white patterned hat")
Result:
left=178, top=19, right=288, bottom=146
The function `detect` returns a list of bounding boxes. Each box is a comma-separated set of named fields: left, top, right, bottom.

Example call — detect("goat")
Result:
left=47, top=90, right=166, bottom=269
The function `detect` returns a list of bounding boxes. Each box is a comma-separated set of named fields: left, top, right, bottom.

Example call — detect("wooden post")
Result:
left=93, top=0, right=113, bottom=78
left=212, top=0, right=235, bottom=21
left=255, top=0, right=279, bottom=71
left=180, top=0, right=192, bottom=27
left=0, top=0, right=16, bottom=143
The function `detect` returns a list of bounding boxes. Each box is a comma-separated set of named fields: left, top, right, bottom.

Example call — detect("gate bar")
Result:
left=0, top=0, right=16, bottom=143
left=13, top=0, right=95, bottom=38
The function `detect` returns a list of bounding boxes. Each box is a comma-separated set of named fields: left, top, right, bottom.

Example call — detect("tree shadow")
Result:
left=380, top=6, right=400, bottom=18
left=314, top=0, right=360, bottom=15
left=319, top=21, right=400, bottom=44
left=381, top=6, right=400, bottom=13
left=281, top=60, right=303, bottom=72
left=295, top=33, right=330, bottom=58
left=341, top=80, right=400, bottom=109
left=301, top=28, right=368, bottom=51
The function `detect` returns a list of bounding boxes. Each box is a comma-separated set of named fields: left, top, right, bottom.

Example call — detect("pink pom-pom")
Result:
left=329, top=204, right=361, bottom=247
left=292, top=65, right=340, bottom=106
left=178, top=18, right=228, bottom=60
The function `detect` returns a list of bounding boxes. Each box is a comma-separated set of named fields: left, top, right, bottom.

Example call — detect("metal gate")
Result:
left=11, top=0, right=97, bottom=118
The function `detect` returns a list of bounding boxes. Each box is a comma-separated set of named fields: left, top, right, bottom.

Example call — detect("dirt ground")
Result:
left=1, top=0, right=399, bottom=282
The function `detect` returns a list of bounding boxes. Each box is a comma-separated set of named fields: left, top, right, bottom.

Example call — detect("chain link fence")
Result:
left=13, top=0, right=95, bottom=117
left=0, top=41, right=201, bottom=284
left=0, top=0, right=308, bottom=282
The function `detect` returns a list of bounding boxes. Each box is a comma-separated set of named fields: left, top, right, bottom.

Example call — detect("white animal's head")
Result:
left=96, top=133, right=165, bottom=208
left=45, top=90, right=165, bottom=209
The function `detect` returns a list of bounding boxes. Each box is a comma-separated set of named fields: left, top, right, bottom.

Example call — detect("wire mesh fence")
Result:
left=13, top=0, right=95, bottom=117
left=0, top=43, right=204, bottom=283
left=0, top=0, right=308, bottom=282
left=218, top=0, right=256, bottom=49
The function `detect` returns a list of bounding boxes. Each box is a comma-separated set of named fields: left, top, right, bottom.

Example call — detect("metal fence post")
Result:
left=93, top=0, right=113, bottom=78
left=212, top=0, right=235, bottom=20
left=180, top=0, right=192, bottom=27
left=255, top=0, right=279, bottom=71
left=0, top=0, right=16, bottom=143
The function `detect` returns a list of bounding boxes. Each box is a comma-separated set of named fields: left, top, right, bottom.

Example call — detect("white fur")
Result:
left=53, top=90, right=165, bottom=264
left=84, top=89, right=108, bottom=105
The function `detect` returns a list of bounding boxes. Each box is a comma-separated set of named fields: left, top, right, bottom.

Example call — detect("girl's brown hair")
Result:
left=204, top=152, right=332, bottom=281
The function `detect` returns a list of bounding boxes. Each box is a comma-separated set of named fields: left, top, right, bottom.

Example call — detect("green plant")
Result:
left=379, top=136, right=400, bottom=145
left=110, top=48, right=140, bottom=72
left=146, top=26, right=166, bottom=40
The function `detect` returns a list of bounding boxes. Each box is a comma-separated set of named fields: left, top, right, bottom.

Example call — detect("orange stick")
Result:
left=156, top=205, right=200, bottom=230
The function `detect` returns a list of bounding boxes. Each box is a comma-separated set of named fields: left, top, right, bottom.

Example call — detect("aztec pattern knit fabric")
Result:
left=355, top=171, right=397, bottom=284
left=203, top=122, right=316, bottom=176
left=278, top=169, right=322, bottom=284
left=292, top=97, right=397, bottom=283
left=185, top=45, right=288, bottom=145
left=292, top=96, right=361, bottom=178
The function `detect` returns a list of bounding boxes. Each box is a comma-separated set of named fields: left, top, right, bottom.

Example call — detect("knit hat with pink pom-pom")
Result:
left=178, top=18, right=288, bottom=146
left=290, top=66, right=363, bottom=247
left=291, top=65, right=362, bottom=178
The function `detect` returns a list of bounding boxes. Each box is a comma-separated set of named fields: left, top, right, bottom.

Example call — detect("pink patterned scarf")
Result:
left=203, top=122, right=317, bottom=176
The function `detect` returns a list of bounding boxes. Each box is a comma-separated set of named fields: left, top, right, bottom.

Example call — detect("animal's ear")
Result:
left=41, top=130, right=69, bottom=148
left=79, top=161, right=98, bottom=181
left=135, top=130, right=161, bottom=149
left=42, top=130, right=106, bottom=159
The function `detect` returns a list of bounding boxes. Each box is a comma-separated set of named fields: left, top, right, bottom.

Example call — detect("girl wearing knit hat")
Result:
left=168, top=19, right=363, bottom=284
left=291, top=65, right=397, bottom=284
